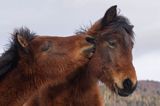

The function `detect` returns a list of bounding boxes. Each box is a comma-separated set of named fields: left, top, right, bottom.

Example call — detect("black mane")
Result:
left=0, top=27, right=35, bottom=77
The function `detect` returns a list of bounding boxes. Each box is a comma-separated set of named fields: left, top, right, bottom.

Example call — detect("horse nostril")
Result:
left=123, top=78, right=133, bottom=90
left=85, top=36, right=96, bottom=44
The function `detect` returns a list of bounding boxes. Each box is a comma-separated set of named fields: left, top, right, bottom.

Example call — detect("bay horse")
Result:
left=0, top=28, right=95, bottom=106
left=24, top=5, right=137, bottom=106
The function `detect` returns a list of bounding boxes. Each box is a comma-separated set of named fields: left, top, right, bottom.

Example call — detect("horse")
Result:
left=0, top=27, right=96, bottom=106
left=24, top=5, right=137, bottom=106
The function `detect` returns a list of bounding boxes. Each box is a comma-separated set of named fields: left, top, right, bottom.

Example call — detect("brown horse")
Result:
left=0, top=28, right=95, bottom=106
left=24, top=5, right=137, bottom=106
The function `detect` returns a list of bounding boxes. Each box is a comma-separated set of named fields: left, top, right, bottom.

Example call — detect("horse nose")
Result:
left=117, top=79, right=137, bottom=97
left=85, top=36, right=96, bottom=44
left=123, top=78, right=133, bottom=91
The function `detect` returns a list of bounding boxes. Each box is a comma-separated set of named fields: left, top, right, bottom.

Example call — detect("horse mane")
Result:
left=110, top=15, right=134, bottom=38
left=76, top=15, right=134, bottom=41
left=0, top=27, right=35, bottom=77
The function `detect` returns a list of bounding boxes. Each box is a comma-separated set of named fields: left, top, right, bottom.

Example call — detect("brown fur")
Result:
left=0, top=28, right=95, bottom=106
left=24, top=5, right=137, bottom=106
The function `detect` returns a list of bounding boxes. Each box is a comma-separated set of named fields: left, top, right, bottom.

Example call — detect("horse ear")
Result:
left=17, top=34, right=28, bottom=48
left=101, top=5, right=117, bottom=26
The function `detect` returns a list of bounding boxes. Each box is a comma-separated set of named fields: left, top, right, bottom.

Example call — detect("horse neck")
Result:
left=0, top=58, right=40, bottom=88
left=66, top=68, right=103, bottom=106
left=0, top=58, right=52, bottom=105
left=69, top=67, right=98, bottom=91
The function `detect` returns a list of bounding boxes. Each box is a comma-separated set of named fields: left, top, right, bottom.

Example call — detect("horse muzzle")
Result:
left=114, top=79, right=137, bottom=97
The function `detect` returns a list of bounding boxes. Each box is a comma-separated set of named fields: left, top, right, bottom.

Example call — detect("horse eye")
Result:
left=107, top=40, right=116, bottom=48
left=41, top=41, right=51, bottom=51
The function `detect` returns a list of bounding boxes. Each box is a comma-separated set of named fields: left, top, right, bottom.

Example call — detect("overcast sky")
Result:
left=0, top=0, right=160, bottom=81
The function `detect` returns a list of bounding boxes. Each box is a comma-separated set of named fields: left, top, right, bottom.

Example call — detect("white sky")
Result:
left=0, top=0, right=160, bottom=81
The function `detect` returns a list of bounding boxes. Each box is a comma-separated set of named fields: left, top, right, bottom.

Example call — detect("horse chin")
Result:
left=113, top=83, right=135, bottom=97
left=99, top=74, right=132, bottom=97
left=83, top=45, right=96, bottom=59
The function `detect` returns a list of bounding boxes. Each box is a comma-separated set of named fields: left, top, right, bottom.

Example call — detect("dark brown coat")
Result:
left=24, top=5, right=137, bottom=106
left=0, top=28, right=95, bottom=106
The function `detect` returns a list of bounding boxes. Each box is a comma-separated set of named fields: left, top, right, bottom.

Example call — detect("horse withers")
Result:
left=0, top=28, right=95, bottom=106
